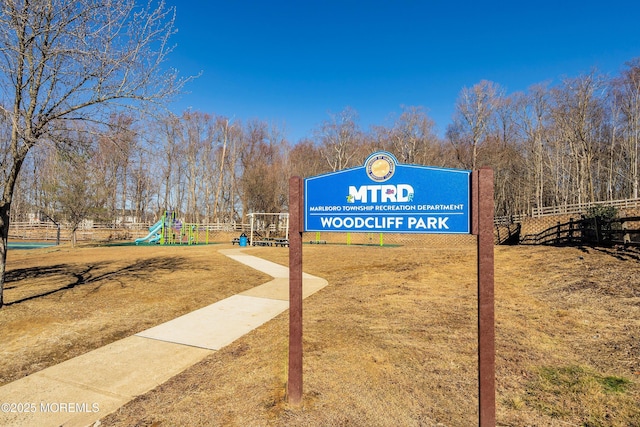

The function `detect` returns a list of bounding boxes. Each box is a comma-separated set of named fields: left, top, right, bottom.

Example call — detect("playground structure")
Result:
left=134, top=211, right=218, bottom=245
left=232, top=213, right=289, bottom=246
left=135, top=211, right=290, bottom=246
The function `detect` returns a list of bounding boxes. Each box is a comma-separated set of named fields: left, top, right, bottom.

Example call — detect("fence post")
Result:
left=568, top=218, right=574, bottom=243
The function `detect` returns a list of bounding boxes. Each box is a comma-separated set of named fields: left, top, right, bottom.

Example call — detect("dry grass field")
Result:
left=1, top=239, right=638, bottom=426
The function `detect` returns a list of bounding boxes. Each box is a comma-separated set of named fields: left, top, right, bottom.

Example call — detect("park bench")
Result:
left=274, top=238, right=289, bottom=247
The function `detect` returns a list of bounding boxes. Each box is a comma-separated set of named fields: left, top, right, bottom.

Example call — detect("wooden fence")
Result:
left=494, top=197, right=640, bottom=225
left=520, top=216, right=640, bottom=247
left=531, top=198, right=640, bottom=217
left=8, top=221, right=250, bottom=243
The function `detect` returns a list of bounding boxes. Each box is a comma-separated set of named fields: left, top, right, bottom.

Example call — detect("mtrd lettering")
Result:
left=348, top=184, right=414, bottom=203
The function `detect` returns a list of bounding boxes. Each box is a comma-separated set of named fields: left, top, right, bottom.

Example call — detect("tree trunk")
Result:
left=0, top=203, right=10, bottom=307
left=212, top=128, right=228, bottom=221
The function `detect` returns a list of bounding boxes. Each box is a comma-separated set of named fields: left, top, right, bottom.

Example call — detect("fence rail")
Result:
left=531, top=198, right=640, bottom=217
left=493, top=214, right=528, bottom=225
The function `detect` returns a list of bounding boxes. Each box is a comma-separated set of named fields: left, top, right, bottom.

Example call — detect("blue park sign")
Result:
left=304, top=151, right=471, bottom=234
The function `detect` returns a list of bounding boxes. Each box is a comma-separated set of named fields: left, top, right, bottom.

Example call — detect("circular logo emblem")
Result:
left=366, top=153, right=395, bottom=182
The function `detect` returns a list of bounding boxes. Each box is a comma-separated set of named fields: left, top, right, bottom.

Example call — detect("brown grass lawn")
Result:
left=1, top=240, right=639, bottom=426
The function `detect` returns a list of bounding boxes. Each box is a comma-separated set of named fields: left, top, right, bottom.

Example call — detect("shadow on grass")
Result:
left=592, top=245, right=640, bottom=262
left=4, top=257, right=186, bottom=306
left=304, top=242, right=402, bottom=248
left=578, top=245, right=640, bottom=262
left=104, top=242, right=221, bottom=247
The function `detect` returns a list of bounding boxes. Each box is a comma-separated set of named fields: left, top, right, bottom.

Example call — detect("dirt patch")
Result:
left=1, top=242, right=639, bottom=425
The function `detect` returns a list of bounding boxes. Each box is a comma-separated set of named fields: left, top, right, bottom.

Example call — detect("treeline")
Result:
left=8, top=58, right=640, bottom=227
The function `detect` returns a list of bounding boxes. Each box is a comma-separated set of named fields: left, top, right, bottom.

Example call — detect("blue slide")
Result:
left=135, top=218, right=164, bottom=245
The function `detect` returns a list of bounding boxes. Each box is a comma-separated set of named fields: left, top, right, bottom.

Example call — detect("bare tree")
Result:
left=447, top=80, right=503, bottom=169
left=606, top=88, right=625, bottom=201
left=551, top=72, right=607, bottom=205
left=614, top=59, right=640, bottom=199
left=384, top=105, right=439, bottom=165
left=485, top=94, right=527, bottom=217
left=316, top=107, right=363, bottom=171
left=93, top=114, right=138, bottom=224
left=239, top=120, right=289, bottom=216
left=51, top=142, right=96, bottom=247
left=222, top=118, right=243, bottom=222
left=130, top=148, right=152, bottom=223
left=289, top=138, right=327, bottom=178
left=0, top=0, right=184, bottom=306
left=210, top=116, right=238, bottom=222
left=154, top=113, right=182, bottom=213
left=513, top=84, right=553, bottom=212
left=179, top=111, right=214, bottom=222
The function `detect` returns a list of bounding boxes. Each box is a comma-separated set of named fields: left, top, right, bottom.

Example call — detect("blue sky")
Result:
left=163, top=1, right=640, bottom=142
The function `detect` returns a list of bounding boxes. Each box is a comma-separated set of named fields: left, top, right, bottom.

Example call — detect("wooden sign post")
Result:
left=288, top=176, right=304, bottom=405
left=473, top=167, right=496, bottom=426
left=288, top=153, right=495, bottom=425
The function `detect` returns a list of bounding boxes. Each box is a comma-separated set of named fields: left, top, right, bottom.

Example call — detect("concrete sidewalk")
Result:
left=0, top=248, right=327, bottom=427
